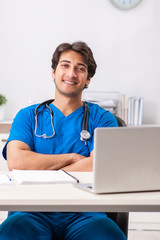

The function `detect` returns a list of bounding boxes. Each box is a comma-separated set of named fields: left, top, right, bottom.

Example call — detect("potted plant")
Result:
left=0, top=94, right=7, bottom=121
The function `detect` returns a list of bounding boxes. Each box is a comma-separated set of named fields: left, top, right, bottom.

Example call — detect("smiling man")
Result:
left=53, top=50, right=90, bottom=98
left=0, top=42, right=126, bottom=240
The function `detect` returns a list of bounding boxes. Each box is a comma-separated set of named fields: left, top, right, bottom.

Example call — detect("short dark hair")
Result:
left=51, top=41, right=97, bottom=79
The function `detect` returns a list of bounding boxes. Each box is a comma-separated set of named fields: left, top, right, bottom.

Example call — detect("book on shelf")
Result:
left=121, top=94, right=128, bottom=124
left=128, top=97, right=135, bottom=125
left=134, top=99, right=139, bottom=125
left=138, top=98, right=144, bottom=125
left=120, top=95, right=144, bottom=126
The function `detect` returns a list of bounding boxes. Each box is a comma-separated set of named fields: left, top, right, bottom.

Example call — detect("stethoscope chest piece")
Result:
left=80, top=130, right=91, bottom=141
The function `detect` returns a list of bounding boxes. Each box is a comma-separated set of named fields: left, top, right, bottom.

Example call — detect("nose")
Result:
left=67, top=67, right=77, bottom=78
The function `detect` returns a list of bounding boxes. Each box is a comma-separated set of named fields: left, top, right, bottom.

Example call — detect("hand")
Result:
left=62, top=151, right=94, bottom=172
left=70, top=153, right=87, bottom=164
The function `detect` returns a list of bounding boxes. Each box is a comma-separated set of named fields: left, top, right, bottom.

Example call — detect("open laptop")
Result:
left=75, top=126, right=160, bottom=193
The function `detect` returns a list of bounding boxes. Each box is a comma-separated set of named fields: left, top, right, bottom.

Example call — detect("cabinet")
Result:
left=0, top=123, right=11, bottom=223
left=0, top=122, right=11, bottom=171
left=129, top=212, right=160, bottom=231
left=0, top=134, right=9, bottom=171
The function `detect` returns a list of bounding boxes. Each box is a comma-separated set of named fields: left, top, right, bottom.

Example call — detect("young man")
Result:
left=0, top=42, right=126, bottom=240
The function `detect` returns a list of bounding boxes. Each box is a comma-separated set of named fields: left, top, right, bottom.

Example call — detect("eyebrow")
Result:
left=60, top=60, right=87, bottom=68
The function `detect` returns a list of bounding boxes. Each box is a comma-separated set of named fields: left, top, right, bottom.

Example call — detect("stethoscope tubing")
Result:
left=35, top=99, right=54, bottom=116
left=34, top=99, right=90, bottom=141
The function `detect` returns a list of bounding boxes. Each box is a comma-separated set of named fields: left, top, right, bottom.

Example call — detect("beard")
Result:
left=54, top=79, right=88, bottom=98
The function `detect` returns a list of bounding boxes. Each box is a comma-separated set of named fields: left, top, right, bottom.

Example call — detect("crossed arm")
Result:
left=7, top=140, right=93, bottom=172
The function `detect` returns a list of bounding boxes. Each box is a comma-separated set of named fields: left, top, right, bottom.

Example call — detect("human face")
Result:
left=52, top=50, right=91, bottom=98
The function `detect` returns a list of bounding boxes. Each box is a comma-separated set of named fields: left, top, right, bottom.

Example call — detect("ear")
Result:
left=86, top=77, right=91, bottom=87
left=52, top=69, right=55, bottom=79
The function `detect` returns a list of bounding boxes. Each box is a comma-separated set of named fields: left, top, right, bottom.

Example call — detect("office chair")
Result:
left=114, top=115, right=127, bottom=127
left=106, top=115, right=128, bottom=238
left=107, top=212, right=129, bottom=238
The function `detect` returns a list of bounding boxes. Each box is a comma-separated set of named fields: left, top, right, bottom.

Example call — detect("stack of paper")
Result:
left=8, top=169, right=78, bottom=184
left=82, top=91, right=120, bottom=115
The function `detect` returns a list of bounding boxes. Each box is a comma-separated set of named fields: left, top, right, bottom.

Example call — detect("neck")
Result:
left=53, top=93, right=83, bottom=116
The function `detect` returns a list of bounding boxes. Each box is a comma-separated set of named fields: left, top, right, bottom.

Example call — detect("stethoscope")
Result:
left=34, top=99, right=91, bottom=142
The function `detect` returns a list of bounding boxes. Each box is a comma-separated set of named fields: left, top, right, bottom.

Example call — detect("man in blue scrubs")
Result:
left=0, top=42, right=126, bottom=240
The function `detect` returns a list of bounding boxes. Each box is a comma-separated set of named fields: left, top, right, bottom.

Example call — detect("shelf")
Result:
left=0, top=122, right=12, bottom=134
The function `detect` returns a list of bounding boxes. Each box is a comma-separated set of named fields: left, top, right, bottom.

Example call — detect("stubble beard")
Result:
left=54, top=79, right=87, bottom=98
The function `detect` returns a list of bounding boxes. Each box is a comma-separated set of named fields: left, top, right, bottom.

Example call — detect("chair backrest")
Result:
left=107, top=212, right=129, bottom=238
left=114, top=115, right=127, bottom=127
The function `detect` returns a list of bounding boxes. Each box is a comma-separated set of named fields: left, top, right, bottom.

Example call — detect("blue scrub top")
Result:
left=3, top=102, right=118, bottom=160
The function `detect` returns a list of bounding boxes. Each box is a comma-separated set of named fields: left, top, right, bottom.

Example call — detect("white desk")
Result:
left=1, top=172, right=160, bottom=212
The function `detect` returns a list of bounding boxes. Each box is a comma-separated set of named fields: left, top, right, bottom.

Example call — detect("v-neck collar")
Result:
left=49, top=103, right=84, bottom=118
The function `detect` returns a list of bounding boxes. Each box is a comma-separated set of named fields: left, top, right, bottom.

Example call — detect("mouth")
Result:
left=63, top=80, right=76, bottom=85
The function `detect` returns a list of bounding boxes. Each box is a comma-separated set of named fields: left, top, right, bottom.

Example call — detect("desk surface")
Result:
left=1, top=172, right=160, bottom=212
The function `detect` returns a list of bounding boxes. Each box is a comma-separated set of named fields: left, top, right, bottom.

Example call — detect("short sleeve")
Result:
left=2, top=107, right=35, bottom=160
left=97, top=110, right=118, bottom=128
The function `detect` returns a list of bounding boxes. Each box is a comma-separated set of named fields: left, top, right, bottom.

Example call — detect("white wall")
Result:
left=0, top=0, right=160, bottom=124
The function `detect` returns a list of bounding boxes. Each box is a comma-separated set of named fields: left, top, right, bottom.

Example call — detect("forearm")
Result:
left=7, top=141, right=83, bottom=171
left=8, top=151, right=75, bottom=171
left=62, top=156, right=93, bottom=172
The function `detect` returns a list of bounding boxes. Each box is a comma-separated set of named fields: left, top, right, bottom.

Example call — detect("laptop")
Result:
left=75, top=126, right=160, bottom=193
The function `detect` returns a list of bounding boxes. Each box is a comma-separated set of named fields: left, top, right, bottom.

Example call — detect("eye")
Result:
left=76, top=67, right=86, bottom=72
left=61, top=64, right=69, bottom=68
